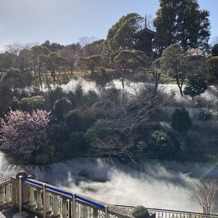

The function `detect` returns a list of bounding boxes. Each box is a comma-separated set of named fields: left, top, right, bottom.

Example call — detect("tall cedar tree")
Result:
left=153, top=0, right=210, bottom=54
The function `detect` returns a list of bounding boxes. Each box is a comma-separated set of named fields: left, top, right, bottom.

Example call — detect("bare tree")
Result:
left=86, top=83, right=173, bottom=166
left=104, top=83, right=173, bottom=136
left=79, top=36, right=97, bottom=47
left=192, top=178, right=218, bottom=214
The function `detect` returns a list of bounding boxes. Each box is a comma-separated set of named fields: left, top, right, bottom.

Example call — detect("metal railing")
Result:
left=0, top=172, right=131, bottom=218
left=1, top=172, right=218, bottom=218
left=115, top=205, right=218, bottom=218
left=147, top=208, right=218, bottom=218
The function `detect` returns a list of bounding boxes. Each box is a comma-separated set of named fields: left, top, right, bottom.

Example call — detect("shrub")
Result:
left=212, top=44, right=218, bottom=56
left=48, top=123, right=70, bottom=144
left=35, top=154, right=50, bottom=165
left=206, top=57, right=218, bottom=81
left=86, top=120, right=115, bottom=143
left=171, top=108, right=192, bottom=132
left=136, top=141, right=147, bottom=152
left=65, top=109, right=95, bottom=132
left=53, top=98, right=72, bottom=120
left=65, top=132, right=88, bottom=158
left=184, top=74, right=208, bottom=98
left=199, top=108, right=212, bottom=121
left=151, top=130, right=175, bottom=158
left=19, top=95, right=46, bottom=112
left=132, top=206, right=149, bottom=218
left=42, top=145, right=55, bottom=158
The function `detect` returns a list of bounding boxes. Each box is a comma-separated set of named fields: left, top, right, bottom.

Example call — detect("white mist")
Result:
left=1, top=153, right=218, bottom=213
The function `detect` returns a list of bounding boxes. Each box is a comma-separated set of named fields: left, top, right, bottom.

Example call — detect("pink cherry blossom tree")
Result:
left=0, top=109, right=50, bottom=155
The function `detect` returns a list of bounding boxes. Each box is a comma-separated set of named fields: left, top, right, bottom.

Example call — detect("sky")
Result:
left=0, top=0, right=218, bottom=52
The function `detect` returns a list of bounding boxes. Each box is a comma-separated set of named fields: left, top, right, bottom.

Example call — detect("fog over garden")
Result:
left=1, top=0, right=218, bottom=214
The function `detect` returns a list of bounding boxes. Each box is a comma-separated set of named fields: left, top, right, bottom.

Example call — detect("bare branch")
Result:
left=192, top=178, right=218, bottom=214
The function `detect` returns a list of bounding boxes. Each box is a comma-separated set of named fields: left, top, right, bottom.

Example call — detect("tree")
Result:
left=4, top=42, right=37, bottom=72
left=86, top=119, right=131, bottom=160
left=106, top=13, right=143, bottom=52
left=0, top=109, right=50, bottom=155
left=77, top=55, right=102, bottom=73
left=211, top=44, right=218, bottom=56
left=159, top=46, right=208, bottom=97
left=58, top=44, right=81, bottom=74
left=153, top=0, right=178, bottom=53
left=160, top=44, right=185, bottom=96
left=192, top=178, right=218, bottom=214
left=1, top=67, right=21, bottom=89
left=183, top=55, right=208, bottom=97
left=0, top=52, right=15, bottom=71
left=39, top=52, right=69, bottom=82
left=210, top=36, right=218, bottom=47
left=30, top=45, right=49, bottom=86
left=153, top=0, right=210, bottom=53
left=0, top=46, right=34, bottom=88
left=81, top=39, right=105, bottom=56
left=0, top=83, right=13, bottom=116
left=206, top=57, right=218, bottom=82
left=85, top=85, right=172, bottom=164
left=184, top=73, right=208, bottom=97
left=110, top=49, right=151, bottom=95
left=111, top=49, right=151, bottom=73
left=79, top=36, right=97, bottom=47
left=104, top=84, right=170, bottom=136
left=55, top=56, right=69, bottom=78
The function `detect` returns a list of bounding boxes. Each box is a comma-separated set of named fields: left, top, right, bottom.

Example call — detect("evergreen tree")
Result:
left=106, top=13, right=143, bottom=52
left=153, top=0, right=178, bottom=53
left=153, top=0, right=210, bottom=53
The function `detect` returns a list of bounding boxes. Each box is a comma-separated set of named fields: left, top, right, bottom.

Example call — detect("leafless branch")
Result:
left=192, top=177, right=218, bottom=214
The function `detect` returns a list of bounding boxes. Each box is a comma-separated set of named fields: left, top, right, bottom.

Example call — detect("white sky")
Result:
left=0, top=0, right=217, bottom=51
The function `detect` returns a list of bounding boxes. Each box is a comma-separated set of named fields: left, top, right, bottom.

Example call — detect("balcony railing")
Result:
left=115, top=205, right=218, bottom=218
left=1, top=172, right=218, bottom=218
left=0, top=172, right=132, bottom=218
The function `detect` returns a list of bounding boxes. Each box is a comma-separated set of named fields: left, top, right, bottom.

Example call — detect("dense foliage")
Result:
left=153, top=0, right=210, bottom=53
left=0, top=1, right=217, bottom=165
left=106, top=13, right=143, bottom=52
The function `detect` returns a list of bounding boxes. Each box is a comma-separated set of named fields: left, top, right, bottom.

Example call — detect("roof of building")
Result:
left=133, top=27, right=156, bottom=37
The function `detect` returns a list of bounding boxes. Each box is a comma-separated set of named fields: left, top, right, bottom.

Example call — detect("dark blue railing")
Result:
left=21, top=178, right=106, bottom=209
left=76, top=195, right=105, bottom=209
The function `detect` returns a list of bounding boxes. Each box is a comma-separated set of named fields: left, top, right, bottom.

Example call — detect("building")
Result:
left=133, top=26, right=156, bottom=57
